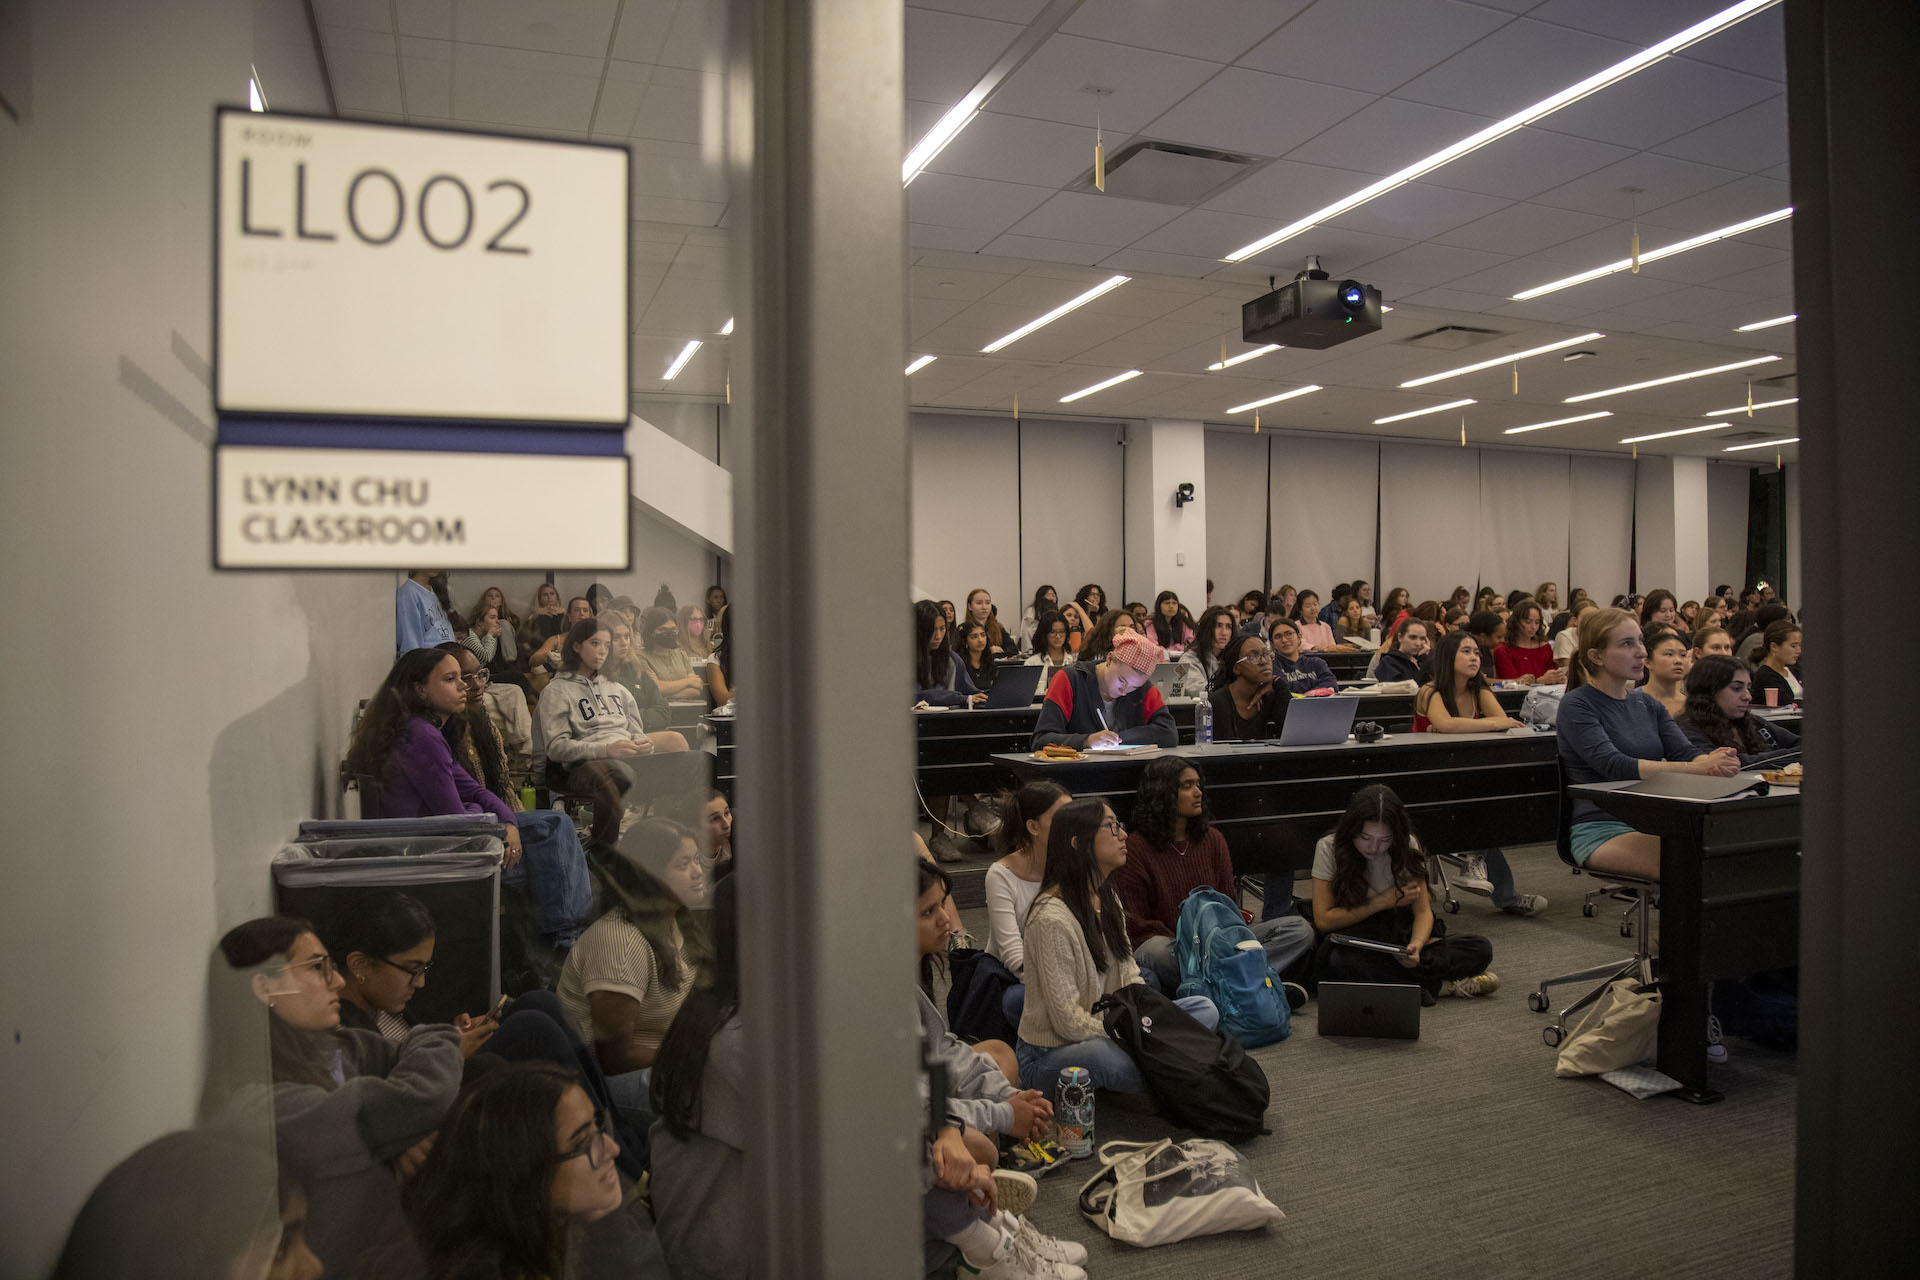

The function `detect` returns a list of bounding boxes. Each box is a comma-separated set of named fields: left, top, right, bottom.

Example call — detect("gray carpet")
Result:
left=955, top=844, right=1796, bottom=1279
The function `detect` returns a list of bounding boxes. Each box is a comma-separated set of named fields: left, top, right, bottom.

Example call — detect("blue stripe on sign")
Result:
left=218, top=416, right=627, bottom=457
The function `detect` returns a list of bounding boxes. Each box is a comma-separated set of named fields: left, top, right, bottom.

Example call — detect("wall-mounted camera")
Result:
left=1174, top=482, right=1196, bottom=508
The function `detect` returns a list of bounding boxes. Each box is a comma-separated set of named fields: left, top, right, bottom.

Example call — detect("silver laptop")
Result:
left=1278, top=694, right=1360, bottom=747
left=1317, top=981, right=1422, bottom=1039
left=1149, top=661, right=1182, bottom=697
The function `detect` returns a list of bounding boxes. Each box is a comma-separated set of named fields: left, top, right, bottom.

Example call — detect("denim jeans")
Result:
left=502, top=808, right=594, bottom=947
left=1015, top=995, right=1218, bottom=1094
left=1000, top=983, right=1026, bottom=1030
left=1134, top=915, right=1314, bottom=993
left=1480, top=848, right=1519, bottom=909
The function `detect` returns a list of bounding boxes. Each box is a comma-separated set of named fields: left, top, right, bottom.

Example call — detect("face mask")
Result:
left=649, top=629, right=678, bottom=649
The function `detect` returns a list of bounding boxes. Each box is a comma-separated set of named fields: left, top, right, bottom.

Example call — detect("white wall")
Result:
left=911, top=412, right=1019, bottom=616
left=1020, top=418, right=1124, bottom=610
left=1477, top=450, right=1571, bottom=602
left=1379, top=442, right=1480, bottom=603
left=1271, top=435, right=1380, bottom=601
left=1204, top=431, right=1268, bottom=602
left=1123, top=420, right=1207, bottom=611
left=1569, top=455, right=1635, bottom=605
left=1707, top=462, right=1754, bottom=599
left=0, top=3, right=392, bottom=1271
left=1635, top=455, right=1711, bottom=601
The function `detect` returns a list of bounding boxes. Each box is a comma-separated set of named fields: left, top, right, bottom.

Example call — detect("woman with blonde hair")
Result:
left=677, top=604, right=713, bottom=659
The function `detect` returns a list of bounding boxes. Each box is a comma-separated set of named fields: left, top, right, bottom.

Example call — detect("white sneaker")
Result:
left=991, top=1169, right=1037, bottom=1219
left=1452, top=856, right=1493, bottom=894
left=1501, top=893, right=1548, bottom=917
left=1001, top=1211, right=1089, bottom=1267
left=961, top=1226, right=1086, bottom=1280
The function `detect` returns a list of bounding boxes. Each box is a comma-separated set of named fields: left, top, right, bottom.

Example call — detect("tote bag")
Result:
left=1555, top=980, right=1661, bottom=1077
left=1077, top=1138, right=1283, bottom=1247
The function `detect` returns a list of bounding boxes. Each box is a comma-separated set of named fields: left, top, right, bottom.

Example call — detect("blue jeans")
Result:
left=1480, top=848, right=1519, bottom=909
left=503, top=809, right=594, bottom=946
left=1001, top=983, right=1026, bottom=1030
left=1016, top=996, right=1218, bottom=1094
left=1134, top=916, right=1314, bottom=993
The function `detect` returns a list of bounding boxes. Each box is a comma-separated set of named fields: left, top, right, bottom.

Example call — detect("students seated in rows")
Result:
left=1235, top=588, right=1267, bottom=632
left=629, top=607, right=705, bottom=701
left=1374, top=617, right=1433, bottom=685
left=1558, top=608, right=1740, bottom=879
left=1534, top=581, right=1561, bottom=614
left=964, top=588, right=1012, bottom=660
left=1377, top=586, right=1412, bottom=637
left=1148, top=590, right=1194, bottom=652
left=1552, top=597, right=1597, bottom=674
left=1208, top=632, right=1289, bottom=741
left=1078, top=605, right=1136, bottom=662
left=681, top=787, right=733, bottom=877
left=1494, top=597, right=1562, bottom=683
left=1465, top=610, right=1504, bottom=661
left=603, top=614, right=675, bottom=734
left=1676, top=655, right=1801, bottom=767
left=1016, top=799, right=1219, bottom=1094
left=1021, top=584, right=1059, bottom=654
left=439, top=641, right=531, bottom=808
left=985, top=782, right=1072, bottom=1030
left=1332, top=594, right=1373, bottom=646
left=1693, top=623, right=1734, bottom=660
left=1750, top=619, right=1804, bottom=707
left=1115, top=758, right=1312, bottom=1003
left=1270, top=617, right=1337, bottom=694
left=1032, top=631, right=1176, bottom=750
left=1309, top=786, right=1498, bottom=1005
left=1639, top=589, right=1679, bottom=631
left=1639, top=624, right=1691, bottom=718
left=1073, top=582, right=1107, bottom=624
left=1125, top=600, right=1150, bottom=632
left=1177, top=605, right=1238, bottom=697
left=1024, top=610, right=1074, bottom=697
left=959, top=620, right=999, bottom=691
left=210, top=917, right=462, bottom=1279
left=1291, top=590, right=1348, bottom=651
left=705, top=603, right=737, bottom=708
left=677, top=604, right=713, bottom=661
left=459, top=596, right=523, bottom=691
left=1734, top=602, right=1791, bottom=663
left=916, top=599, right=986, bottom=708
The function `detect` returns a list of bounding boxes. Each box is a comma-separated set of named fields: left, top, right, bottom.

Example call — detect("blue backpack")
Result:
left=1172, top=887, right=1291, bottom=1047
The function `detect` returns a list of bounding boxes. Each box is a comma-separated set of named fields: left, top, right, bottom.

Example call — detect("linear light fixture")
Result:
left=1724, top=436, right=1799, bottom=452
left=1374, top=398, right=1476, bottom=424
left=1736, top=314, right=1796, bottom=332
left=1502, top=410, right=1612, bottom=435
left=1620, top=423, right=1730, bottom=444
left=1565, top=355, right=1779, bottom=403
left=1223, top=0, right=1780, bottom=262
left=903, top=86, right=992, bottom=186
left=981, top=275, right=1129, bottom=354
left=720, top=317, right=735, bottom=335
left=1227, top=385, right=1321, bottom=415
left=663, top=339, right=702, bottom=381
left=1512, top=208, right=1793, bottom=300
left=1208, top=344, right=1282, bottom=371
left=248, top=71, right=267, bottom=112
left=1401, top=333, right=1605, bottom=388
left=1060, top=370, right=1142, bottom=403
left=1705, top=396, right=1798, bottom=415
left=905, top=355, right=937, bottom=375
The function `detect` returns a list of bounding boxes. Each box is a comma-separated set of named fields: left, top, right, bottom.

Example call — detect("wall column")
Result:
left=1634, top=455, right=1710, bottom=600
left=1123, top=419, right=1208, bottom=612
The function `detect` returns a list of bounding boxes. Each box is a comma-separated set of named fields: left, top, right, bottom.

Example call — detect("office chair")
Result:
left=1528, top=782, right=1656, bottom=1048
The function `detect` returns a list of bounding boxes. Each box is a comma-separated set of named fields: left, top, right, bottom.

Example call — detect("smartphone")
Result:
left=487, top=993, right=510, bottom=1021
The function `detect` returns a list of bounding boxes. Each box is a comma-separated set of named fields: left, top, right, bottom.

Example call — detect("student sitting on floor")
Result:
left=1207, top=632, right=1290, bottom=741
left=1176, top=605, right=1238, bottom=697
left=1639, top=624, right=1691, bottom=719
left=1015, top=798, right=1219, bottom=1094
left=1114, top=757, right=1311, bottom=1005
left=917, top=599, right=986, bottom=708
left=1309, top=785, right=1497, bottom=1006
left=1374, top=617, right=1433, bottom=686
left=1676, top=655, right=1802, bottom=767
left=1269, top=617, right=1337, bottom=694
left=1024, top=610, right=1075, bottom=698
left=984, top=781, right=1073, bottom=1028
left=1031, top=631, right=1176, bottom=750
left=1558, top=608, right=1740, bottom=880
left=1750, top=618, right=1804, bottom=707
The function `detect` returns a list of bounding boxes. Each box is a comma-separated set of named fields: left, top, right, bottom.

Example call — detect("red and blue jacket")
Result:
left=1031, top=661, right=1179, bottom=750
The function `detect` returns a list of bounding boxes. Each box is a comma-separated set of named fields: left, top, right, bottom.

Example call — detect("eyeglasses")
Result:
left=1101, top=818, right=1127, bottom=837
left=284, top=954, right=338, bottom=982
left=371, top=955, right=434, bottom=984
left=1235, top=650, right=1270, bottom=664
left=464, top=668, right=490, bottom=685
left=557, top=1112, right=615, bottom=1170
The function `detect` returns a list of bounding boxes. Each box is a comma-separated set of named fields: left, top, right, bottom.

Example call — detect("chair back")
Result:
left=1555, top=763, right=1577, bottom=870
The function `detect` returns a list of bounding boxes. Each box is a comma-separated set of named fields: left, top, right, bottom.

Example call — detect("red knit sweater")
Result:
left=1114, top=828, right=1237, bottom=943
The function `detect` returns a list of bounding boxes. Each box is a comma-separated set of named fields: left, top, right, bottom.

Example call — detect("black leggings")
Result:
left=1313, top=909, right=1492, bottom=996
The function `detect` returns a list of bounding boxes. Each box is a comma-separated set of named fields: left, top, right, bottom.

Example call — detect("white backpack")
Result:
left=1077, top=1139, right=1284, bottom=1247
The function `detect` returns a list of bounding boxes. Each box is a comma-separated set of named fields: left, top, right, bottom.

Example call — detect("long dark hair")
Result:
left=560, top=615, right=611, bottom=672
left=1326, top=784, right=1424, bottom=909
left=1149, top=591, right=1185, bottom=647
left=1189, top=605, right=1235, bottom=663
left=346, top=648, right=457, bottom=778
left=1029, top=584, right=1058, bottom=622
left=1677, top=656, right=1766, bottom=754
left=652, top=872, right=740, bottom=1141
left=401, top=1062, right=579, bottom=1280
left=592, top=820, right=708, bottom=992
left=1131, top=756, right=1208, bottom=851
left=916, top=858, right=954, bottom=997
left=1030, top=798, right=1129, bottom=973
left=214, top=916, right=343, bottom=1092
left=328, top=892, right=435, bottom=969
left=1082, top=608, right=1132, bottom=661
left=1639, top=589, right=1677, bottom=627
left=1430, top=629, right=1491, bottom=718
left=915, top=599, right=954, bottom=688
left=995, top=780, right=1071, bottom=856
left=957, top=620, right=995, bottom=682
left=1074, top=583, right=1107, bottom=619
left=1290, top=590, right=1321, bottom=623
left=1032, top=609, right=1069, bottom=662
left=434, top=641, right=511, bottom=798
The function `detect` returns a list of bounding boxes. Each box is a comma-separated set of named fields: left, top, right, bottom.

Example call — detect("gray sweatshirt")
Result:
left=535, top=669, right=648, bottom=764
left=915, top=985, right=1017, bottom=1135
left=649, top=1019, right=750, bottom=1280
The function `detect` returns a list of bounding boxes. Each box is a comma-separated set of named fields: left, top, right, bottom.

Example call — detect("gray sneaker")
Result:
left=1501, top=893, right=1549, bottom=917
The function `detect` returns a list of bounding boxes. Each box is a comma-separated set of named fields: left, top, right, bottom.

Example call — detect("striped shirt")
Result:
left=557, top=913, right=694, bottom=1054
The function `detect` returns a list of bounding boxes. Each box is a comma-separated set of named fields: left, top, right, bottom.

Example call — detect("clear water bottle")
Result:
left=1195, top=697, right=1213, bottom=744
left=1057, top=1066, right=1094, bottom=1158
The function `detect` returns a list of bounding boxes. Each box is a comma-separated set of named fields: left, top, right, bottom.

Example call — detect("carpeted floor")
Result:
left=955, top=843, right=1796, bottom=1280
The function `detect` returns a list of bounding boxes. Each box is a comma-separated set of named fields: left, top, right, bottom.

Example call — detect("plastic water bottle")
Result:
left=1057, top=1066, right=1094, bottom=1157
left=1195, top=698, right=1213, bottom=744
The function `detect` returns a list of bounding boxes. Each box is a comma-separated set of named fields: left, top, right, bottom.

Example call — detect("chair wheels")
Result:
left=1527, top=991, right=1550, bottom=1013
left=1582, top=902, right=1595, bottom=917
left=1543, top=1025, right=1564, bottom=1048
left=1445, top=897, right=1460, bottom=914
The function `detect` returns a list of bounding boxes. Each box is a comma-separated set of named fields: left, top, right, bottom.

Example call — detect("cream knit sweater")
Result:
left=1017, top=892, right=1141, bottom=1048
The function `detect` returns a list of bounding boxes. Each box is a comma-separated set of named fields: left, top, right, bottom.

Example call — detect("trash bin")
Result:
left=273, top=816, right=503, bottom=1026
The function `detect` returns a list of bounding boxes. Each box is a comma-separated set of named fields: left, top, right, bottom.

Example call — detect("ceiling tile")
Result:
left=627, top=195, right=725, bottom=226
left=911, top=264, right=1019, bottom=300
left=1064, top=0, right=1309, bottom=65
left=1528, top=269, right=1686, bottom=312
left=395, top=0, right=454, bottom=39
left=1006, top=191, right=1186, bottom=246
left=1432, top=202, right=1616, bottom=255
left=1704, top=261, right=1793, bottom=298
left=1238, top=0, right=1513, bottom=94
left=1674, top=4, right=1785, bottom=81
left=315, top=0, right=391, bottom=32
left=631, top=69, right=715, bottom=146
left=1529, top=152, right=1745, bottom=219
left=321, top=24, right=399, bottom=55
left=450, top=46, right=603, bottom=132
left=927, top=112, right=1111, bottom=188
left=983, top=234, right=1109, bottom=266
left=1523, top=0, right=1732, bottom=44
left=1284, top=96, right=1495, bottom=172
left=1419, top=126, right=1632, bottom=201
left=400, top=54, right=452, bottom=117
left=449, top=0, right=620, bottom=57
left=592, top=61, right=653, bottom=135
left=652, top=0, right=723, bottom=73
left=1394, top=18, right=1640, bottom=118
left=986, top=34, right=1223, bottom=133
left=1204, top=156, right=1380, bottom=219
left=1134, top=207, right=1299, bottom=259
left=1310, top=240, right=1507, bottom=288
left=631, top=149, right=726, bottom=204
left=1144, top=67, right=1376, bottom=158
left=1097, top=247, right=1235, bottom=279
left=1651, top=95, right=1788, bottom=173
left=1636, top=173, right=1792, bottom=232
left=1633, top=238, right=1785, bottom=288
left=608, top=0, right=678, bottom=63
left=906, top=7, right=1025, bottom=103
left=1538, top=58, right=1781, bottom=150
left=328, top=50, right=404, bottom=113
left=1323, top=181, right=1511, bottom=241
left=910, top=0, right=1051, bottom=23
left=906, top=172, right=1055, bottom=232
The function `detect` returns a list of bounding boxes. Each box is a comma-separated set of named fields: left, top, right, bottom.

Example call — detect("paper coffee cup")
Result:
left=1765, top=688, right=1779, bottom=707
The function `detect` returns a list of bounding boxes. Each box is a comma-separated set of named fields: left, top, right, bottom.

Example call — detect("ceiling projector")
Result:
left=1242, top=257, right=1383, bottom=350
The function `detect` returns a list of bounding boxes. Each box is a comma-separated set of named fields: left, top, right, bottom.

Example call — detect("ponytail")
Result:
left=994, top=780, right=1071, bottom=856
left=1567, top=606, right=1634, bottom=689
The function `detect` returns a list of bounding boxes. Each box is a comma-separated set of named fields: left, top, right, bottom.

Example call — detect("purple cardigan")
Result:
left=380, top=715, right=516, bottom=826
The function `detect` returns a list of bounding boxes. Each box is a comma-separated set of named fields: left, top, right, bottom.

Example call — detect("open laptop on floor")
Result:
left=1278, top=694, right=1360, bottom=747
left=1317, top=981, right=1422, bottom=1039
left=976, top=663, right=1043, bottom=709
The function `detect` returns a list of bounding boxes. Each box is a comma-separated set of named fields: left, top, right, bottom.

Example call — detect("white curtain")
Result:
left=1269, top=435, right=1379, bottom=600
left=1477, top=450, right=1572, bottom=600
left=1378, top=442, right=1480, bottom=604
left=1568, top=455, right=1635, bottom=606
left=911, top=413, right=1020, bottom=617
left=1706, top=462, right=1752, bottom=599
left=1020, top=418, right=1125, bottom=611
left=1204, top=430, right=1269, bottom=602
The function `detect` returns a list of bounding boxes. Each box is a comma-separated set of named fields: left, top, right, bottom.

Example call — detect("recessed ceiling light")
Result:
left=1227, top=385, right=1321, bottom=415
left=1222, top=0, right=1781, bottom=262
left=1619, top=423, right=1731, bottom=444
left=1400, top=333, right=1605, bottom=388
left=1512, top=209, right=1793, bottom=300
left=1374, top=398, right=1476, bottom=425
left=1565, top=355, right=1779, bottom=403
left=1735, top=314, right=1796, bottom=332
left=1208, top=344, right=1282, bottom=371
left=663, top=339, right=702, bottom=381
left=1502, top=410, right=1613, bottom=435
left=1723, top=437, right=1799, bottom=451
left=981, top=275, right=1129, bottom=354
left=905, top=355, right=936, bottom=375
left=1705, top=396, right=1798, bottom=415
left=1060, top=370, right=1143, bottom=403
left=720, top=317, right=735, bottom=335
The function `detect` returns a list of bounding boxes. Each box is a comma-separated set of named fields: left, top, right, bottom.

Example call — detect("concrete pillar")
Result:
left=1634, top=455, right=1711, bottom=601
left=1123, top=419, right=1208, bottom=613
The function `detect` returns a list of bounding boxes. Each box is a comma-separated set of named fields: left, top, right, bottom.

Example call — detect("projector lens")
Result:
left=1339, top=282, right=1365, bottom=309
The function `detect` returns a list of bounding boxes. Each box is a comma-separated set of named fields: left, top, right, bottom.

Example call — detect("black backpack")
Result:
left=945, top=948, right=1021, bottom=1045
left=1093, top=983, right=1271, bottom=1143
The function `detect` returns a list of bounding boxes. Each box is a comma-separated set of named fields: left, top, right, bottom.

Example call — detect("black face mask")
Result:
left=648, top=629, right=679, bottom=649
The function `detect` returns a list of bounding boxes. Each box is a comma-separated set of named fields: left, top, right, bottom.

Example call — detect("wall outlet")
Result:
left=1175, top=552, right=1186, bottom=566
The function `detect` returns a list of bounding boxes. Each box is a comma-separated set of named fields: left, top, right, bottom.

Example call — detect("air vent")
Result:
left=1070, top=141, right=1262, bottom=204
left=1394, top=324, right=1504, bottom=351
left=1719, top=428, right=1776, bottom=443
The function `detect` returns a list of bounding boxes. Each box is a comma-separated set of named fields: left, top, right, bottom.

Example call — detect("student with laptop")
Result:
left=1310, top=785, right=1497, bottom=1006
left=1031, top=632, right=1177, bottom=751
left=1207, top=632, right=1290, bottom=741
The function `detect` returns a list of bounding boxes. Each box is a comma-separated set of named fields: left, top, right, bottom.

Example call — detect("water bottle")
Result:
left=1195, top=697, right=1213, bottom=744
left=1056, top=1066, right=1094, bottom=1157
